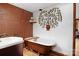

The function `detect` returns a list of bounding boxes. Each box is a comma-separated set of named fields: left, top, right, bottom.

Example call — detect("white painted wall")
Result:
left=76, top=3, right=79, bottom=19
left=33, top=3, right=73, bottom=55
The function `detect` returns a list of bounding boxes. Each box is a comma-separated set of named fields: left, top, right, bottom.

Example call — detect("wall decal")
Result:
left=38, top=8, right=62, bottom=31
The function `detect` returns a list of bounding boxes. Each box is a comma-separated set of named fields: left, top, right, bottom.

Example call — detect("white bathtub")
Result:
left=0, top=37, right=24, bottom=49
left=25, top=37, right=56, bottom=55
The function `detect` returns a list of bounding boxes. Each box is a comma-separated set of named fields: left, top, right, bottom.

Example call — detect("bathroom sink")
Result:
left=0, top=37, right=24, bottom=49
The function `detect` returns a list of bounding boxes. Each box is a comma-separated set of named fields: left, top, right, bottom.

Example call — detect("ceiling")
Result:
left=10, top=3, right=55, bottom=12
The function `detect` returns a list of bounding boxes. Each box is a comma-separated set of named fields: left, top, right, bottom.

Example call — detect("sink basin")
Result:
left=0, top=37, right=24, bottom=49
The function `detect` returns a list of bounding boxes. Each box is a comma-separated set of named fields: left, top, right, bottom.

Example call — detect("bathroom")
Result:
left=0, top=3, right=78, bottom=56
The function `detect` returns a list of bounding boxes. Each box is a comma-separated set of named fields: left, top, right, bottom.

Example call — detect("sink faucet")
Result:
left=0, top=33, right=8, bottom=38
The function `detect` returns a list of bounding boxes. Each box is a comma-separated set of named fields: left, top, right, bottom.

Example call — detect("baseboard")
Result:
left=49, top=50, right=66, bottom=56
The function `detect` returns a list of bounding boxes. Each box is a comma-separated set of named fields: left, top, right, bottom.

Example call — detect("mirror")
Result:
left=76, top=3, right=79, bottom=19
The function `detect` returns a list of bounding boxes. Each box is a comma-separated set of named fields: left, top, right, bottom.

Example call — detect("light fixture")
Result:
left=29, top=17, right=36, bottom=23
left=38, top=8, right=62, bottom=31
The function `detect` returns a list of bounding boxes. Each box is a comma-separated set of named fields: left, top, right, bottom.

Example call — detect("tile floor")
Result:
left=23, top=48, right=39, bottom=56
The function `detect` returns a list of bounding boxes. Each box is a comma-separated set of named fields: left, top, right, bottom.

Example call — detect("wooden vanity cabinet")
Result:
left=0, top=43, right=23, bottom=56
